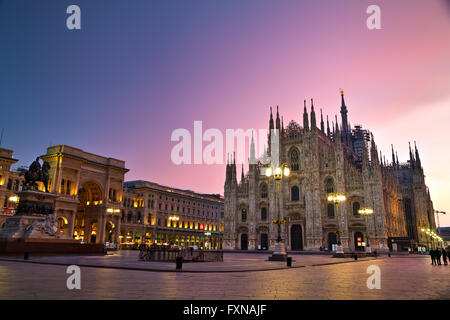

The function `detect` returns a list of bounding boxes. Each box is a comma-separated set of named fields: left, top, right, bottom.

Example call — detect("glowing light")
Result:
left=8, top=195, right=19, bottom=203
left=283, top=167, right=290, bottom=177
left=265, top=167, right=272, bottom=177
left=358, top=207, right=374, bottom=216
left=275, top=167, right=282, bottom=176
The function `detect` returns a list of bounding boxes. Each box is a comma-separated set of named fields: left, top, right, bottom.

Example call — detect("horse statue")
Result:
left=19, top=157, right=51, bottom=192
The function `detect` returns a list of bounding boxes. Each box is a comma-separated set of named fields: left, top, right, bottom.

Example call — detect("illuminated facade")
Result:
left=120, top=181, right=224, bottom=250
left=0, top=147, right=23, bottom=227
left=224, top=92, right=436, bottom=252
left=0, top=145, right=224, bottom=250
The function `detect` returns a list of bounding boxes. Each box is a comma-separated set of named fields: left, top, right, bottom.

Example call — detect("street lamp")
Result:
left=266, top=163, right=290, bottom=261
left=358, top=207, right=374, bottom=252
left=327, top=192, right=346, bottom=255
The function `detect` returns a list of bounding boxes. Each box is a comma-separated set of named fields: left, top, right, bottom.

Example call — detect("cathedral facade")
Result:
left=223, top=92, right=436, bottom=252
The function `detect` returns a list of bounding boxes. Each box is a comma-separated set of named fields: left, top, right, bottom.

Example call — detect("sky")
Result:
left=1, top=0, right=450, bottom=226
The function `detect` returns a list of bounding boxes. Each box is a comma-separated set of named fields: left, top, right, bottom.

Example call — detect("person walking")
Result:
left=436, top=249, right=442, bottom=265
left=442, top=249, right=448, bottom=266
left=430, top=249, right=436, bottom=265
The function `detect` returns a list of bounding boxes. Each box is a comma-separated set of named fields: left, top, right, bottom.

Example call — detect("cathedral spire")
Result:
left=391, top=144, right=396, bottom=166
left=281, top=116, right=284, bottom=135
left=370, top=132, right=379, bottom=165
left=276, top=105, right=281, bottom=130
left=409, top=142, right=415, bottom=167
left=340, top=89, right=349, bottom=140
left=241, top=163, right=244, bottom=182
left=414, top=141, right=422, bottom=168
left=310, top=99, right=316, bottom=130
left=327, top=115, right=331, bottom=137
left=396, top=151, right=399, bottom=169
left=250, top=131, right=256, bottom=165
left=269, top=107, right=274, bottom=131
left=303, top=100, right=309, bottom=131
left=334, top=115, right=340, bottom=144
left=320, top=109, right=325, bottom=132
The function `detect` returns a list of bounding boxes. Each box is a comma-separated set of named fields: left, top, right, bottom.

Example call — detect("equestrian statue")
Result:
left=19, top=157, right=51, bottom=192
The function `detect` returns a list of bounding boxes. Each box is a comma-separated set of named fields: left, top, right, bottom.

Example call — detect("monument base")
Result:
left=0, top=190, right=104, bottom=255
left=269, top=242, right=288, bottom=261
left=0, top=238, right=104, bottom=255
left=333, top=245, right=345, bottom=258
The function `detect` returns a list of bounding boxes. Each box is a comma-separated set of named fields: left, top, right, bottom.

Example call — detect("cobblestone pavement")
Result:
left=0, top=251, right=378, bottom=272
left=0, top=253, right=449, bottom=299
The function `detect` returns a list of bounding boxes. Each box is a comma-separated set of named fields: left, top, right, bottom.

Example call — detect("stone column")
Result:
left=97, top=210, right=106, bottom=244
left=68, top=210, right=75, bottom=239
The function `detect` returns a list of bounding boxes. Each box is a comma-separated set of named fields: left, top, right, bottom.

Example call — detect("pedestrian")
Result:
left=430, top=249, right=436, bottom=265
left=436, top=249, right=442, bottom=265
left=442, top=249, right=448, bottom=266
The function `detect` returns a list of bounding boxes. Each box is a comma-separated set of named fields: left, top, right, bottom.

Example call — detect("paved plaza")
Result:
left=0, top=251, right=449, bottom=299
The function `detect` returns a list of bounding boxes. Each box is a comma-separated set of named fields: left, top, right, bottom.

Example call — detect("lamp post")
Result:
left=266, top=164, right=290, bottom=261
left=327, top=193, right=346, bottom=255
left=358, top=207, right=374, bottom=252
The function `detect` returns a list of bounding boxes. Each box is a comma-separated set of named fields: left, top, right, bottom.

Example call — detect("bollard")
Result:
left=24, top=252, right=29, bottom=260
left=176, top=256, right=183, bottom=270
left=286, top=257, right=292, bottom=267
left=354, top=254, right=357, bottom=261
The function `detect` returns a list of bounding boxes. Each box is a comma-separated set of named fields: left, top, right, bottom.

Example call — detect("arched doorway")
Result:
left=291, top=224, right=303, bottom=251
left=57, top=216, right=69, bottom=235
left=241, top=234, right=248, bottom=250
left=328, top=232, right=337, bottom=250
left=261, top=233, right=268, bottom=250
left=354, top=232, right=364, bottom=251
left=77, top=181, right=103, bottom=242
left=90, top=221, right=98, bottom=243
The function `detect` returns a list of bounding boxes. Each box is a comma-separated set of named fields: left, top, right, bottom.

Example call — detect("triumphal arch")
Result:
left=41, top=145, right=128, bottom=244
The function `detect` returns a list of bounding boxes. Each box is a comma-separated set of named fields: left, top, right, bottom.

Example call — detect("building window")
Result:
left=327, top=203, right=335, bottom=218
left=291, top=186, right=299, bottom=201
left=260, top=184, right=268, bottom=199
left=353, top=202, right=360, bottom=216
left=261, top=207, right=267, bottom=221
left=241, top=208, right=247, bottom=222
left=325, top=178, right=334, bottom=193
left=289, top=148, right=299, bottom=171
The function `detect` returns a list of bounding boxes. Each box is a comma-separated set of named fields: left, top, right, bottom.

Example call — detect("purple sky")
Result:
left=1, top=0, right=450, bottom=225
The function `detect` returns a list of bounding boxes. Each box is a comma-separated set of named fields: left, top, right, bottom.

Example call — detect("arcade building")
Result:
left=0, top=145, right=224, bottom=250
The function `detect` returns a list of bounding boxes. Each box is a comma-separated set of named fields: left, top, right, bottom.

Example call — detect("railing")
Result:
left=138, top=246, right=223, bottom=262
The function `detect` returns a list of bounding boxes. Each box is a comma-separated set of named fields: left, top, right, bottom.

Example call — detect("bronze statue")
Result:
left=19, top=157, right=51, bottom=192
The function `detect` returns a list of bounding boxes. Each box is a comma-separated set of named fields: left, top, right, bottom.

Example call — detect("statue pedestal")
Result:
left=269, top=242, right=288, bottom=261
left=0, top=190, right=104, bottom=255
left=0, top=190, right=65, bottom=239
left=333, top=245, right=345, bottom=258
